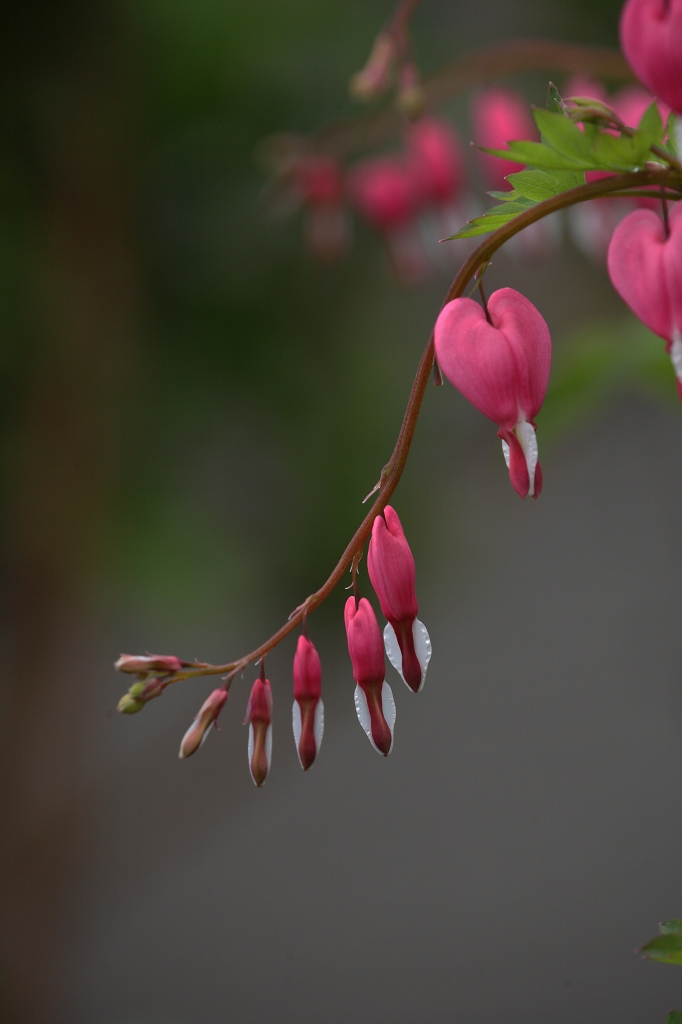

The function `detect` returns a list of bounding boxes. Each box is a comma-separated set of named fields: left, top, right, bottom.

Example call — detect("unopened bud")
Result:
left=115, top=654, right=183, bottom=676
left=117, top=692, right=145, bottom=714
left=179, top=688, right=229, bottom=759
left=397, top=63, right=425, bottom=120
left=349, top=32, right=395, bottom=102
left=245, top=671, right=273, bottom=787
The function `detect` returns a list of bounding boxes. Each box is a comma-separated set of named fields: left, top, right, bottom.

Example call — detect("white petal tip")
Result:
left=383, top=619, right=431, bottom=692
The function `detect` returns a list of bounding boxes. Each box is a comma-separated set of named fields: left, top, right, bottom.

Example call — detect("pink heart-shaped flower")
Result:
left=607, top=203, right=682, bottom=396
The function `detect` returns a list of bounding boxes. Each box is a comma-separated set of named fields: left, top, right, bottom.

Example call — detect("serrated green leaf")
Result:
left=667, top=1012, right=682, bottom=1024
left=637, top=101, right=665, bottom=145
left=660, top=920, right=682, bottom=935
left=483, top=200, right=534, bottom=217
left=533, top=108, right=595, bottom=163
left=590, top=128, right=653, bottom=170
left=547, top=82, right=565, bottom=115
left=640, top=933, right=682, bottom=964
left=507, top=168, right=586, bottom=201
left=480, top=140, right=592, bottom=170
left=487, top=189, right=521, bottom=201
left=445, top=214, right=518, bottom=240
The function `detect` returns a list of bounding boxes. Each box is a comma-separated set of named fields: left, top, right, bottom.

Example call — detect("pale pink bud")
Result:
left=367, top=506, right=431, bottom=693
left=244, top=673, right=273, bottom=787
left=434, top=288, right=552, bottom=499
left=344, top=596, right=395, bottom=756
left=115, top=654, right=183, bottom=675
left=620, top=0, right=682, bottom=115
left=472, top=89, right=538, bottom=192
left=292, top=635, right=324, bottom=771
left=607, top=203, right=682, bottom=397
left=179, top=688, right=228, bottom=759
left=407, top=117, right=464, bottom=207
left=349, top=32, right=396, bottom=101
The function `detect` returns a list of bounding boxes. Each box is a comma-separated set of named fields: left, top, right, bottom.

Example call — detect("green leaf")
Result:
left=640, top=933, right=682, bottom=965
left=479, top=140, right=592, bottom=170
left=507, top=168, right=585, bottom=201
left=590, top=127, right=654, bottom=171
left=667, top=1012, right=682, bottom=1024
left=637, top=101, right=665, bottom=145
left=665, top=113, right=679, bottom=156
left=483, top=199, right=534, bottom=217
left=547, top=82, right=565, bottom=115
left=532, top=108, right=595, bottom=163
left=445, top=215, right=518, bottom=240
left=487, top=189, right=522, bottom=201
left=660, top=921, right=682, bottom=935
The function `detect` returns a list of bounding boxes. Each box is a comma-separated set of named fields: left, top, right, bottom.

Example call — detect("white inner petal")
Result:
left=514, top=417, right=538, bottom=497
left=670, top=329, right=682, bottom=385
left=265, top=724, right=272, bottom=771
left=292, top=700, right=302, bottom=750
left=381, top=681, right=396, bottom=743
left=383, top=620, right=431, bottom=692
left=198, top=721, right=214, bottom=749
left=501, top=439, right=511, bottom=468
left=247, top=722, right=254, bottom=769
left=313, top=700, right=324, bottom=751
left=354, top=683, right=394, bottom=756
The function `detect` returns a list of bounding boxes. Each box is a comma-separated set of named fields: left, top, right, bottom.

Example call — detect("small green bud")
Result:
left=118, top=693, right=144, bottom=714
left=128, top=682, right=146, bottom=698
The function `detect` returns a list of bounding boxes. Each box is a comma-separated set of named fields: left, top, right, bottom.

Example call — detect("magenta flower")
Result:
left=179, top=688, right=228, bottom=759
left=292, top=634, right=324, bottom=771
left=344, top=596, right=395, bottom=756
left=434, top=287, right=552, bottom=499
left=367, top=506, right=431, bottom=693
left=472, top=88, right=538, bottom=192
left=244, top=671, right=273, bottom=787
left=607, top=203, right=682, bottom=398
left=620, top=0, right=682, bottom=115
left=407, top=117, right=464, bottom=208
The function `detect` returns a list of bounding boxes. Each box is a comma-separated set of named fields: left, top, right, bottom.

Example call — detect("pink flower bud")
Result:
left=244, top=673, right=273, bottom=787
left=407, top=117, right=464, bottom=207
left=607, top=202, right=682, bottom=397
left=179, top=688, right=228, bottom=759
left=472, top=89, right=538, bottom=192
left=292, top=635, right=324, bottom=771
left=349, top=32, right=396, bottom=101
left=620, top=0, right=682, bottom=115
left=344, top=596, right=395, bottom=756
left=115, top=654, right=183, bottom=676
left=367, top=506, right=431, bottom=693
left=295, top=156, right=344, bottom=207
left=434, top=287, right=552, bottom=499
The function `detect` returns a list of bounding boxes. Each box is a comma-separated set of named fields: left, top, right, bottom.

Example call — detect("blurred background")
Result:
left=1, top=0, right=682, bottom=1021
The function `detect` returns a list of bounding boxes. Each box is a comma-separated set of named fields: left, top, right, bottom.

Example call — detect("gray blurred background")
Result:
left=1, top=0, right=681, bottom=1021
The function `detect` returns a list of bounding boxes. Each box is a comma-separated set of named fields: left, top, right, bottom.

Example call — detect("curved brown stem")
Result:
left=120, top=166, right=679, bottom=695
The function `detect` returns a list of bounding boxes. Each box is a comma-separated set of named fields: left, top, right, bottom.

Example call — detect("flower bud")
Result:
left=620, top=0, right=682, bottom=116
left=367, top=506, right=431, bottom=693
left=179, top=688, right=229, bottom=759
left=245, top=673, right=273, bottom=787
left=117, top=692, right=145, bottom=714
left=344, top=596, right=395, bottom=756
left=434, top=287, right=552, bottom=499
left=349, top=32, right=396, bottom=101
left=292, top=635, right=324, bottom=771
left=115, top=654, right=183, bottom=676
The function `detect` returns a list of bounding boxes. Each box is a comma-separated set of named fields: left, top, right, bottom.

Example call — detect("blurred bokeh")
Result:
left=1, top=0, right=682, bottom=1022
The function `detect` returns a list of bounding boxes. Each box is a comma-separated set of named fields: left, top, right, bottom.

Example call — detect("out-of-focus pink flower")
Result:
left=620, top=0, right=682, bottom=115
left=244, top=672, right=273, bottom=787
left=564, top=75, right=609, bottom=104
left=115, top=654, right=183, bottom=676
left=344, top=596, right=395, bottom=756
left=295, top=156, right=348, bottom=263
left=292, top=634, right=324, bottom=771
left=434, top=287, right=552, bottom=498
left=179, top=688, right=228, bottom=759
left=348, top=157, right=428, bottom=284
left=607, top=203, right=682, bottom=397
left=471, top=88, right=538, bottom=192
left=407, top=117, right=464, bottom=207
left=367, top=506, right=431, bottom=693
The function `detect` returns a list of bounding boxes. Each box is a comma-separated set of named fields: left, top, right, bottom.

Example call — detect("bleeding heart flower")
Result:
left=407, top=117, right=464, bottom=207
left=607, top=202, right=682, bottom=397
left=620, top=0, right=682, bottom=115
left=434, top=287, right=552, bottom=498
left=179, top=688, right=228, bottom=759
left=471, top=88, right=538, bottom=192
left=367, top=506, right=431, bottom=693
left=244, top=670, right=273, bottom=787
left=292, top=634, right=324, bottom=770
left=344, top=596, right=395, bottom=756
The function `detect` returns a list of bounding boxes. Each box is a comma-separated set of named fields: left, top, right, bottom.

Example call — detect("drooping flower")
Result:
left=607, top=202, right=682, bottom=397
left=620, top=0, right=682, bottom=116
left=295, top=156, right=348, bottom=263
left=367, top=506, right=431, bottom=693
left=434, top=287, right=552, bottom=498
left=344, top=596, right=395, bottom=756
left=244, top=669, right=273, bottom=787
left=471, top=88, right=538, bottom=192
left=407, top=117, right=464, bottom=208
left=179, top=688, right=229, bottom=759
left=292, top=634, right=324, bottom=771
